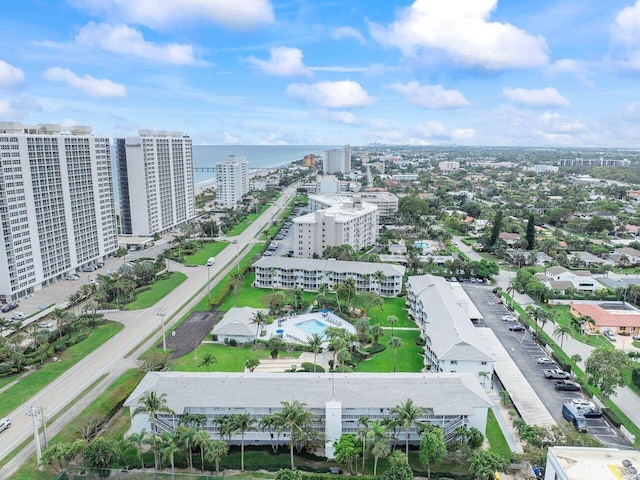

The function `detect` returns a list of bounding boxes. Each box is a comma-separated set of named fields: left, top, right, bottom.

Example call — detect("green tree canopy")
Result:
left=585, top=347, right=633, bottom=399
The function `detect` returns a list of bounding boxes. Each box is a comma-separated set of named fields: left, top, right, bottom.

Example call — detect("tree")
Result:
left=275, top=469, right=303, bottom=480
left=357, top=417, right=371, bottom=473
left=83, top=437, right=121, bottom=477
left=488, top=210, right=503, bottom=248
left=251, top=310, right=268, bottom=348
left=334, top=433, right=361, bottom=475
left=193, top=429, right=211, bottom=472
left=389, top=336, right=404, bottom=373
left=175, top=426, right=197, bottom=471
left=553, top=323, right=573, bottom=350
left=585, top=347, right=633, bottom=400
left=373, top=270, right=386, bottom=295
left=41, top=440, right=85, bottom=473
left=161, top=432, right=180, bottom=477
left=230, top=271, right=244, bottom=307
left=232, top=412, right=257, bottom=471
left=277, top=400, right=314, bottom=469
left=245, top=357, right=260, bottom=372
left=306, top=332, right=324, bottom=373
left=390, top=398, right=426, bottom=459
left=132, top=390, right=175, bottom=471
left=419, top=425, right=446, bottom=479
left=370, top=420, right=391, bottom=476
left=525, top=214, right=536, bottom=250
left=198, top=352, right=217, bottom=372
left=381, top=462, right=414, bottom=480
left=469, top=450, right=508, bottom=480
left=205, top=439, right=228, bottom=473
left=369, top=324, right=384, bottom=345
left=126, top=430, right=148, bottom=469
left=387, top=315, right=398, bottom=336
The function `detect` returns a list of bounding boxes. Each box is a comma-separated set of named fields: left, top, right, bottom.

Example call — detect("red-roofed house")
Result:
left=570, top=302, right=640, bottom=335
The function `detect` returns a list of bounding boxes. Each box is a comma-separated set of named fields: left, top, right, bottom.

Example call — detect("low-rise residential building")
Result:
left=536, top=266, right=600, bottom=293
left=293, top=197, right=378, bottom=258
left=211, top=307, right=268, bottom=344
left=406, top=275, right=494, bottom=391
left=570, top=302, right=640, bottom=335
left=124, top=372, right=492, bottom=460
left=610, top=247, right=640, bottom=265
left=253, top=257, right=404, bottom=297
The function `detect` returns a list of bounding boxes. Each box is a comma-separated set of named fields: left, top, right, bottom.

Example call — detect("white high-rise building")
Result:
left=322, top=145, right=351, bottom=174
left=215, top=155, right=249, bottom=206
left=117, top=130, right=195, bottom=236
left=0, top=122, right=118, bottom=302
left=293, top=197, right=378, bottom=258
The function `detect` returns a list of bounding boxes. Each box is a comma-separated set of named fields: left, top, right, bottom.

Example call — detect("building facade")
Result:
left=322, top=145, right=351, bottom=174
left=216, top=155, right=249, bottom=206
left=117, top=130, right=194, bottom=236
left=308, top=192, right=398, bottom=220
left=406, top=275, right=494, bottom=391
left=253, top=257, right=405, bottom=296
left=292, top=198, right=378, bottom=258
left=124, top=372, right=492, bottom=460
left=0, top=122, right=118, bottom=302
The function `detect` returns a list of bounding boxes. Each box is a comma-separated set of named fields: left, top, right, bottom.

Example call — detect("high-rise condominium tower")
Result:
left=215, top=155, right=249, bottom=207
left=117, top=130, right=195, bottom=236
left=0, top=122, right=118, bottom=302
left=322, top=145, right=351, bottom=174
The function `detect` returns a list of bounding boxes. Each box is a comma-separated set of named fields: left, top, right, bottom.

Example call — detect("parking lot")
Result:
left=463, top=282, right=632, bottom=449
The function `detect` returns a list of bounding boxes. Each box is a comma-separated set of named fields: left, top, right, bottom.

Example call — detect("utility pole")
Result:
left=156, top=307, right=167, bottom=351
left=40, top=406, right=48, bottom=450
left=26, top=406, right=42, bottom=469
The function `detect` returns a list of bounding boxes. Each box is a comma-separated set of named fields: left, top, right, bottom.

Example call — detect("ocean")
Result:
left=192, top=145, right=334, bottom=187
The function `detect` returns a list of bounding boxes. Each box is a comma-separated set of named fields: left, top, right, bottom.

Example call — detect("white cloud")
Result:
left=246, top=47, right=312, bottom=76
left=389, top=81, right=470, bottom=109
left=0, top=60, right=25, bottom=88
left=285, top=80, right=373, bottom=109
left=453, top=128, right=475, bottom=139
left=223, top=131, right=240, bottom=144
left=76, top=23, right=197, bottom=65
left=43, top=67, right=127, bottom=98
left=319, top=109, right=358, bottom=125
left=369, top=0, right=548, bottom=70
left=612, top=1, right=640, bottom=70
left=0, top=98, right=40, bottom=118
left=547, top=59, right=593, bottom=87
left=331, top=26, right=365, bottom=45
left=502, top=87, right=570, bottom=107
left=70, top=0, right=274, bottom=30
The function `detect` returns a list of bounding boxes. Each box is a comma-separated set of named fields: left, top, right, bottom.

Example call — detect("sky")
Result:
left=2, top=0, right=640, bottom=147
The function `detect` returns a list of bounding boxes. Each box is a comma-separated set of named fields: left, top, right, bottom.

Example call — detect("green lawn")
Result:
left=0, top=322, right=124, bottom=418
left=169, top=342, right=286, bottom=372
left=486, top=409, right=511, bottom=459
left=126, top=272, right=188, bottom=310
left=546, top=305, right=613, bottom=349
left=356, top=329, right=423, bottom=373
left=227, top=206, right=270, bottom=236
left=183, top=241, right=230, bottom=266
left=374, top=297, right=414, bottom=327
left=207, top=243, right=265, bottom=307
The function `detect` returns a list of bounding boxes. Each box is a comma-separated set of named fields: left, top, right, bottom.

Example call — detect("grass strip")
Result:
left=125, top=272, right=188, bottom=310
left=486, top=409, right=511, bottom=458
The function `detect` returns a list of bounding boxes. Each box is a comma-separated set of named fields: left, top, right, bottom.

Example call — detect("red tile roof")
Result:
left=571, top=303, right=640, bottom=328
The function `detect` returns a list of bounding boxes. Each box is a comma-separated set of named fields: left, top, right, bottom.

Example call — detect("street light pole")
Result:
left=156, top=307, right=167, bottom=351
left=207, top=266, right=211, bottom=303
left=232, top=240, right=239, bottom=271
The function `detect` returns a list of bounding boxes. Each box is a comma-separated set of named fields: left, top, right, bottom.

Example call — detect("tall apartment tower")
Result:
left=117, top=130, right=195, bottom=236
left=322, top=145, right=351, bottom=174
left=215, top=155, right=249, bottom=206
left=0, top=122, right=118, bottom=302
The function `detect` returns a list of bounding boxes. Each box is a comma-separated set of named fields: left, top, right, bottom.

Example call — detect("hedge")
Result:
left=632, top=369, right=640, bottom=390
left=603, top=408, right=623, bottom=428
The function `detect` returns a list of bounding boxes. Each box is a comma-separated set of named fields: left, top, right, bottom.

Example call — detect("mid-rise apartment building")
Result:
left=0, top=122, right=118, bottom=302
left=117, top=130, right=194, bottom=236
left=293, top=197, right=378, bottom=258
left=216, top=155, right=249, bottom=206
left=308, top=192, right=398, bottom=220
left=322, top=145, right=351, bottom=174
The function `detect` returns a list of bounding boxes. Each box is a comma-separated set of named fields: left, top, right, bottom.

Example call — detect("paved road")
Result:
left=0, top=186, right=297, bottom=479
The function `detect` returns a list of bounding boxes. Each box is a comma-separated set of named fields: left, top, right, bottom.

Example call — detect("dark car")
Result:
left=554, top=380, right=581, bottom=391
left=578, top=407, right=603, bottom=418
left=509, top=324, right=526, bottom=332
left=1, top=302, right=18, bottom=313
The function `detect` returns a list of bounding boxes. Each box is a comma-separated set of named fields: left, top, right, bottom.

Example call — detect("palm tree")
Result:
left=176, top=426, right=197, bottom=470
left=231, top=413, right=257, bottom=471
left=337, top=347, right=351, bottom=372
left=479, top=371, right=491, bottom=390
left=370, top=420, right=391, bottom=475
left=161, top=432, right=179, bottom=479
left=357, top=417, right=371, bottom=473
left=306, top=332, right=324, bottom=372
left=198, top=353, right=217, bottom=372
left=132, top=391, right=175, bottom=471
left=389, top=336, right=404, bottom=373
left=126, top=429, right=148, bottom=469
left=369, top=324, right=384, bottom=345
left=387, top=315, right=398, bottom=336
left=49, top=308, right=70, bottom=341
left=373, top=270, right=386, bottom=294
left=250, top=310, right=268, bottom=348
left=390, top=398, right=426, bottom=460
left=230, top=271, right=244, bottom=307
left=193, top=429, right=211, bottom=472
left=553, top=323, right=573, bottom=350
left=205, top=439, right=228, bottom=473
left=277, top=400, right=313, bottom=469
left=84, top=299, right=99, bottom=329
left=260, top=413, right=281, bottom=453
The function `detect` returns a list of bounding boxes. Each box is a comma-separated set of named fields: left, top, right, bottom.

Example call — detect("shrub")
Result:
left=0, top=362, right=12, bottom=374
left=551, top=352, right=571, bottom=373
left=301, top=362, right=325, bottom=372
left=228, top=339, right=237, bottom=347
left=603, top=408, right=622, bottom=428
left=414, top=336, right=426, bottom=346
left=367, top=344, right=386, bottom=354
left=75, top=332, right=90, bottom=343
left=632, top=369, right=640, bottom=390
left=53, top=342, right=66, bottom=353
left=416, top=347, right=425, bottom=355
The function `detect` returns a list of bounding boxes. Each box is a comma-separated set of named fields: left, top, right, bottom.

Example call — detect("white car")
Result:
left=38, top=322, right=54, bottom=328
left=536, top=357, right=555, bottom=365
left=0, top=417, right=10, bottom=433
left=10, top=311, right=26, bottom=320
left=501, top=315, right=516, bottom=322
left=571, top=398, right=595, bottom=410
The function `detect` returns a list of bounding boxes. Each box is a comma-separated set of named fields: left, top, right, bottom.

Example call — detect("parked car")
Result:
left=1, top=302, right=18, bottom=313
left=10, top=311, right=26, bottom=320
left=570, top=398, right=594, bottom=409
left=82, top=266, right=96, bottom=272
left=536, top=357, right=555, bottom=365
left=543, top=369, right=571, bottom=379
left=554, top=380, right=581, bottom=391
left=509, top=324, right=526, bottom=332
left=65, top=274, right=80, bottom=280
left=38, top=322, right=54, bottom=328
left=0, top=417, right=10, bottom=433
left=501, top=314, right=516, bottom=322
left=633, top=334, right=640, bottom=341
left=577, top=407, right=603, bottom=418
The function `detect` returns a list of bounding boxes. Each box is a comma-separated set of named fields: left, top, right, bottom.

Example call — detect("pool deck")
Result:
left=264, top=311, right=355, bottom=345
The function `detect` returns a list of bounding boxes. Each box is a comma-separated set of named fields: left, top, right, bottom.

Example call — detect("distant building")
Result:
left=322, top=145, right=351, bottom=174
left=0, top=122, right=118, bottom=302
left=302, top=154, right=316, bottom=167
left=438, top=161, right=460, bottom=172
left=117, top=130, right=195, bottom=236
left=560, top=158, right=630, bottom=167
left=216, top=155, right=249, bottom=206
left=308, top=192, right=398, bottom=219
left=253, top=257, right=405, bottom=296
left=533, top=164, right=559, bottom=174
left=293, top=197, right=378, bottom=258
left=391, top=173, right=419, bottom=182
left=406, top=275, right=494, bottom=391
left=124, top=372, right=492, bottom=460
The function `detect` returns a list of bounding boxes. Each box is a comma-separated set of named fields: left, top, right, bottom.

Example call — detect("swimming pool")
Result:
left=414, top=241, right=431, bottom=250
left=296, top=319, right=327, bottom=336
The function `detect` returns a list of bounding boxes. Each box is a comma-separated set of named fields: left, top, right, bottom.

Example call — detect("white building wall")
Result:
left=325, top=400, right=342, bottom=460
left=216, top=155, right=249, bottom=206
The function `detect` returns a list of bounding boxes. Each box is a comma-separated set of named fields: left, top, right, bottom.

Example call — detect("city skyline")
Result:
left=2, top=1, right=640, bottom=147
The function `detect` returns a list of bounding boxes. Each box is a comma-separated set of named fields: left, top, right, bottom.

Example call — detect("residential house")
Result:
left=570, top=302, right=640, bottom=335
left=536, top=266, right=600, bottom=293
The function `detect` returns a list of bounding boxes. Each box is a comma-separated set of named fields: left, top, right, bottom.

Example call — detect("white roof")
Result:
left=212, top=307, right=268, bottom=337
left=124, top=372, right=492, bottom=415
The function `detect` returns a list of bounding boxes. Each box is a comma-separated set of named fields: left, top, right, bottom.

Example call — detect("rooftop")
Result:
left=548, top=446, right=640, bottom=480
